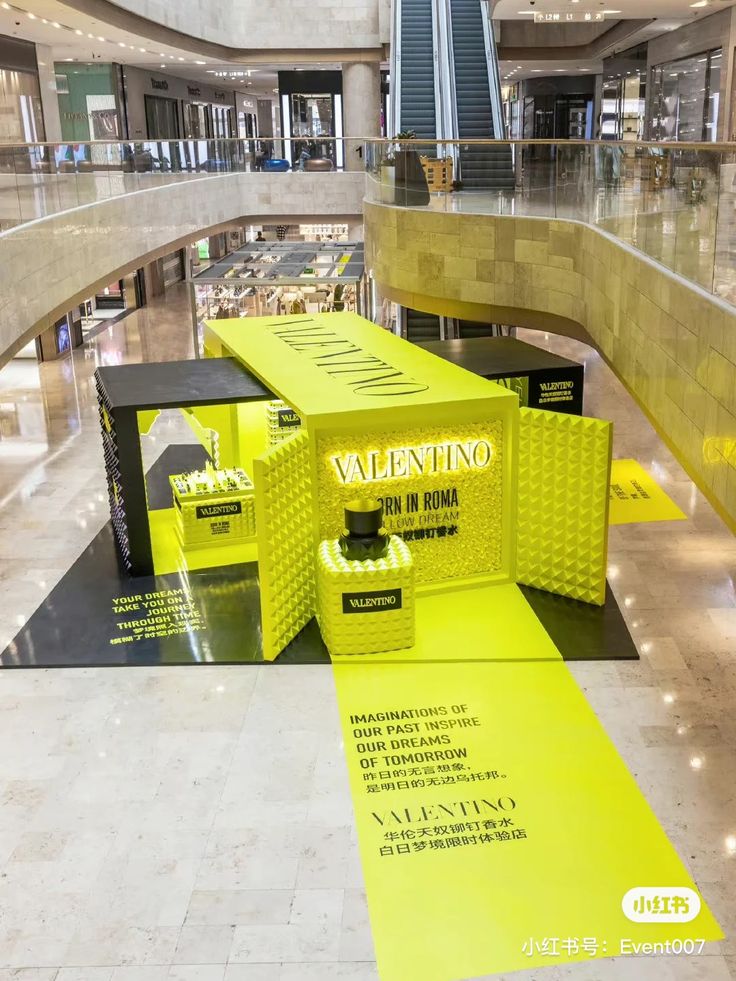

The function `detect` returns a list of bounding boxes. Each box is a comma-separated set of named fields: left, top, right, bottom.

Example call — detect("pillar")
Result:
left=35, top=44, right=62, bottom=142
left=341, top=62, right=381, bottom=172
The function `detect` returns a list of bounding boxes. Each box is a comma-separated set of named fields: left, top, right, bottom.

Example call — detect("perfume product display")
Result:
left=317, top=498, right=415, bottom=655
left=170, top=462, right=256, bottom=548
left=266, top=399, right=302, bottom=447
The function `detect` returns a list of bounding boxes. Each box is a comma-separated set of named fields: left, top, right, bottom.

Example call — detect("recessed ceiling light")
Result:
left=177, top=56, right=184, bottom=61
left=87, top=32, right=94, bottom=38
left=0, top=3, right=10, bottom=9
left=602, top=8, right=621, bottom=11
left=160, top=64, right=166, bottom=68
left=97, top=35, right=105, bottom=41
left=195, top=60, right=206, bottom=65
left=118, top=41, right=126, bottom=47
left=138, top=47, right=145, bottom=52
left=74, top=28, right=83, bottom=35
left=26, top=11, right=36, bottom=19
left=52, top=21, right=61, bottom=28
left=517, top=9, right=535, bottom=12
left=690, top=1, right=707, bottom=6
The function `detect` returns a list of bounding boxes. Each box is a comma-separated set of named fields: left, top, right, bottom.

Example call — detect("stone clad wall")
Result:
left=0, top=172, right=364, bottom=365
left=101, top=0, right=387, bottom=50
left=365, top=201, right=736, bottom=525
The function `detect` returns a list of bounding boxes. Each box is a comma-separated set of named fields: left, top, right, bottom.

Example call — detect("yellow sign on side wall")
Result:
left=609, top=459, right=687, bottom=525
left=334, top=659, right=722, bottom=981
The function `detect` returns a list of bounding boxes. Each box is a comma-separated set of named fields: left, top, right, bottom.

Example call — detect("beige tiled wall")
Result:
left=365, top=202, right=736, bottom=526
left=104, top=0, right=387, bottom=49
left=0, top=173, right=365, bottom=367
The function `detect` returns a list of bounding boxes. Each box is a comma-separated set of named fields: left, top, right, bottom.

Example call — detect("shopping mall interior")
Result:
left=0, top=0, right=736, bottom=978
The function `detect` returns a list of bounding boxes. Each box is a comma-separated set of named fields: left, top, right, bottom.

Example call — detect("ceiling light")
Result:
left=690, top=1, right=708, bottom=6
left=74, top=28, right=83, bottom=35
left=26, top=11, right=35, bottom=18
left=602, top=8, right=622, bottom=11
left=97, top=35, right=105, bottom=41
left=178, top=56, right=184, bottom=61
left=160, top=64, right=166, bottom=68
left=0, top=3, right=10, bottom=9
left=87, top=32, right=94, bottom=38
left=118, top=41, right=126, bottom=47
left=52, top=21, right=61, bottom=28
left=138, top=47, right=145, bottom=52
left=41, top=18, right=47, bottom=23
left=159, top=52, right=166, bottom=56
left=195, top=60, right=206, bottom=65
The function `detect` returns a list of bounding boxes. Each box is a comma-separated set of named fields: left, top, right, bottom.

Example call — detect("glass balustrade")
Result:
left=365, top=139, right=736, bottom=305
left=0, top=136, right=734, bottom=307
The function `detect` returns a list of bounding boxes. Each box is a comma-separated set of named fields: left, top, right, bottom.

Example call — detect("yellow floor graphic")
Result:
left=333, top=660, right=721, bottom=981
left=609, top=459, right=687, bottom=525
left=148, top=508, right=258, bottom=576
left=331, top=583, right=562, bottom=666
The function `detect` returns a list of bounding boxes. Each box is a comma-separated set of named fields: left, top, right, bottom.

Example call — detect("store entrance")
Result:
left=289, top=93, right=337, bottom=168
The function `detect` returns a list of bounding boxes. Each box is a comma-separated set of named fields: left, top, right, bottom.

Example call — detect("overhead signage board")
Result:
left=534, top=10, right=605, bottom=21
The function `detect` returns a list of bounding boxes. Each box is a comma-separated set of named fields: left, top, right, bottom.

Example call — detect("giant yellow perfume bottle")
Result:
left=317, top=498, right=415, bottom=655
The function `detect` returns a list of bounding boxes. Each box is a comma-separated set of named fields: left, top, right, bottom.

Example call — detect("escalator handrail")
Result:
left=389, top=0, right=402, bottom=136
left=437, top=0, right=460, bottom=164
left=480, top=0, right=507, bottom=140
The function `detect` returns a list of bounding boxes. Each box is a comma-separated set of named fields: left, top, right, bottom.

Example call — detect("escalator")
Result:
left=391, top=0, right=513, bottom=190
left=406, top=309, right=441, bottom=341
left=398, top=0, right=437, bottom=140
left=448, top=0, right=513, bottom=189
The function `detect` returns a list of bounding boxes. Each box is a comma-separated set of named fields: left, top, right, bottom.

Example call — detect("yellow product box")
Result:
left=266, top=399, right=302, bottom=447
left=170, top=465, right=256, bottom=548
left=317, top=535, right=415, bottom=655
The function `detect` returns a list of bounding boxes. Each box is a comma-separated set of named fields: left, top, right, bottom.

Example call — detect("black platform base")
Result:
left=1, top=448, right=637, bottom=668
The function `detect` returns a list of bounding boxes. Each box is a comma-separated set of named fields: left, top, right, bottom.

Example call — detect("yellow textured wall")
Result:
left=364, top=202, right=736, bottom=527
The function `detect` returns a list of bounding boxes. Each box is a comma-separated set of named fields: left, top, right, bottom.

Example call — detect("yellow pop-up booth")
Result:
left=203, top=312, right=612, bottom=661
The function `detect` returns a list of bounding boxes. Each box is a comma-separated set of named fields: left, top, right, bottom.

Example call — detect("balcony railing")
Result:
left=1, top=136, right=735, bottom=307
left=365, top=138, right=736, bottom=306
left=0, top=136, right=359, bottom=229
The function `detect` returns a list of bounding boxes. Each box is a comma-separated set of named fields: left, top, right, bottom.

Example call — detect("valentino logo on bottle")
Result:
left=196, top=502, right=242, bottom=519
left=342, top=588, right=403, bottom=614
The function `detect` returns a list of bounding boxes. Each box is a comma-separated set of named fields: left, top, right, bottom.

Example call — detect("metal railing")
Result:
left=365, top=138, right=736, bottom=304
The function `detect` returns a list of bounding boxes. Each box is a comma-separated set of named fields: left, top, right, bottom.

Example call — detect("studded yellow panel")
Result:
left=516, top=408, right=612, bottom=605
left=316, top=536, right=415, bottom=656
left=254, top=431, right=315, bottom=661
left=316, top=421, right=504, bottom=585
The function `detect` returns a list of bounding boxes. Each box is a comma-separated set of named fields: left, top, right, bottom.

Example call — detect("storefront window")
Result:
left=144, top=94, right=180, bottom=139
left=650, top=48, right=721, bottom=142
left=288, top=93, right=336, bottom=166
left=183, top=102, right=210, bottom=139
left=55, top=63, right=121, bottom=143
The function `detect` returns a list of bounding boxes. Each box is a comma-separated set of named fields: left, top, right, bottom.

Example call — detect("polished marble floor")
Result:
left=0, top=289, right=734, bottom=979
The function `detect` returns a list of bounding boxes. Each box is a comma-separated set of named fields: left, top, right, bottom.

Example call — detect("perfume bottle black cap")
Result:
left=344, top=498, right=383, bottom=536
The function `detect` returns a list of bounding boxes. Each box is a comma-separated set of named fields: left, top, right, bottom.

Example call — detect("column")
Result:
left=35, top=44, right=62, bottom=142
left=341, top=62, right=381, bottom=172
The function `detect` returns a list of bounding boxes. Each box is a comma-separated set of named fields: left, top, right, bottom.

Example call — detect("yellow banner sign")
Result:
left=334, top=659, right=721, bottom=981
left=609, top=459, right=686, bottom=525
